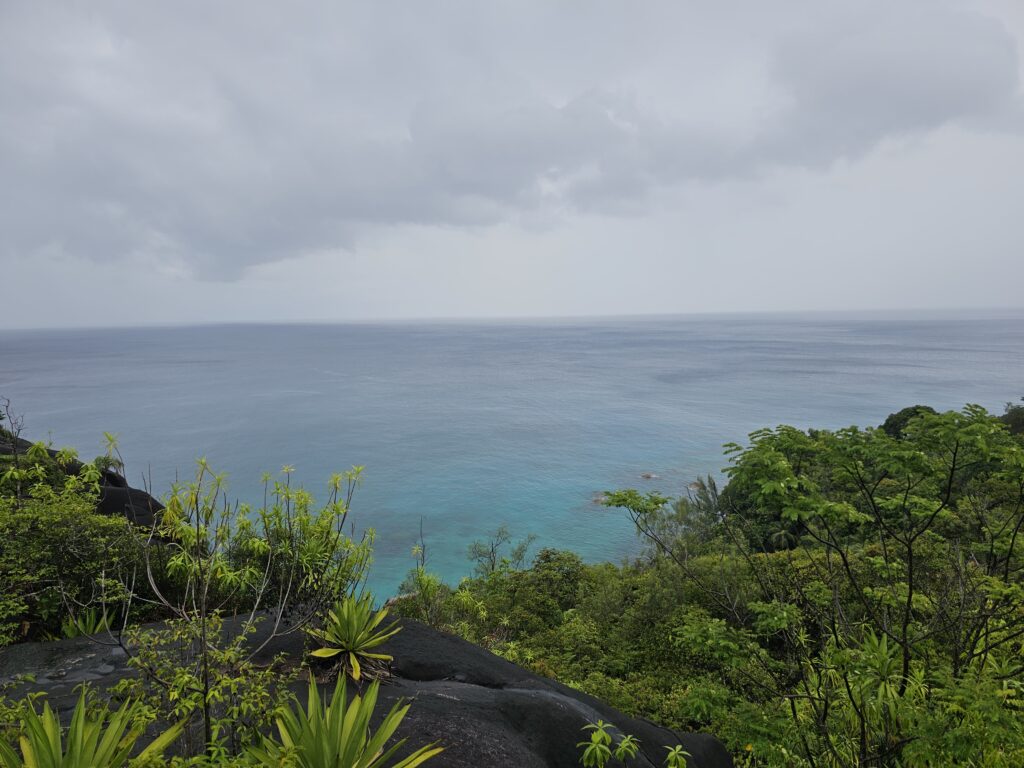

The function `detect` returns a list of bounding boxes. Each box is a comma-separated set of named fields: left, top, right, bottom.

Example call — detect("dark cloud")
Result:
left=0, top=1, right=1019, bottom=279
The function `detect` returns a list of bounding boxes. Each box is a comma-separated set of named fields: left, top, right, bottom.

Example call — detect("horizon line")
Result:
left=3, top=305, right=1024, bottom=334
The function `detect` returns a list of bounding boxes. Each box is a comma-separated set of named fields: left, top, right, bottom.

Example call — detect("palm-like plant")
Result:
left=308, top=594, right=401, bottom=681
left=246, top=676, right=442, bottom=768
left=0, top=690, right=183, bottom=768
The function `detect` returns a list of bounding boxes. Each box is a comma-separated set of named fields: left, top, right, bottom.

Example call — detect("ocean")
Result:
left=2, top=311, right=1023, bottom=595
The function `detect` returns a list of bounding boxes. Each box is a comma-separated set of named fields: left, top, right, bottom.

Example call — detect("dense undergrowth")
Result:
left=1, top=398, right=1022, bottom=766
left=393, top=400, right=1024, bottom=767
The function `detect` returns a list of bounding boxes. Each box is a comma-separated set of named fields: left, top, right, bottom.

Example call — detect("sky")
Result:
left=1, top=0, right=1023, bottom=328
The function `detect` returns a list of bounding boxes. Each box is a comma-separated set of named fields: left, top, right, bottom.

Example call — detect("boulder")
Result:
left=0, top=618, right=733, bottom=768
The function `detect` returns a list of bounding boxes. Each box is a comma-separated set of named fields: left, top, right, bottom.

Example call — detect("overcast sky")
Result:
left=2, top=1, right=1023, bottom=328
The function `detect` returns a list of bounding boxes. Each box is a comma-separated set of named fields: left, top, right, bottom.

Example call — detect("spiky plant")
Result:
left=59, top=607, right=112, bottom=639
left=0, top=689, right=182, bottom=768
left=245, top=675, right=442, bottom=768
left=307, top=594, right=401, bottom=681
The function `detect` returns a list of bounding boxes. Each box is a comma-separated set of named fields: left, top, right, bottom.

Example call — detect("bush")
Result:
left=0, top=475, right=139, bottom=644
left=1002, top=397, right=1024, bottom=435
left=245, top=675, right=443, bottom=768
left=0, top=688, right=183, bottom=768
left=880, top=404, right=937, bottom=438
left=308, top=594, right=401, bottom=681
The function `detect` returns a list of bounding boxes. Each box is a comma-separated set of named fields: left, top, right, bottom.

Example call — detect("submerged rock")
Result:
left=0, top=618, right=732, bottom=768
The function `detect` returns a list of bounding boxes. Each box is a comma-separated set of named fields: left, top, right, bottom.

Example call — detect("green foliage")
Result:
left=0, top=470, right=138, bottom=644
left=0, top=433, right=87, bottom=499
left=105, top=460, right=373, bottom=761
left=422, top=403, right=1024, bottom=766
left=880, top=404, right=938, bottom=439
left=577, top=720, right=688, bottom=768
left=576, top=721, right=613, bottom=768
left=225, top=466, right=373, bottom=613
left=634, top=404, right=1024, bottom=765
left=390, top=544, right=586, bottom=654
left=0, top=422, right=148, bottom=647
left=395, top=564, right=453, bottom=629
left=394, top=533, right=457, bottom=630
left=601, top=490, right=670, bottom=519
left=0, top=688, right=182, bottom=768
left=307, top=594, right=401, bottom=681
left=663, top=745, right=691, bottom=768
left=0, top=677, right=39, bottom=752
left=5, top=401, right=1023, bottom=766
left=156, top=462, right=372, bottom=619
left=1, top=417, right=436, bottom=764
left=615, top=734, right=641, bottom=763
left=114, top=614, right=292, bottom=761
left=245, top=675, right=443, bottom=768
left=56, top=607, right=113, bottom=640
left=466, top=525, right=536, bottom=577
left=1002, top=397, right=1024, bottom=435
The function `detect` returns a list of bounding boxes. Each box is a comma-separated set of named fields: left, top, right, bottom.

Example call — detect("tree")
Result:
left=608, top=405, right=1024, bottom=766
left=467, top=524, right=536, bottom=577
left=1002, top=397, right=1024, bottom=435
left=880, top=404, right=937, bottom=439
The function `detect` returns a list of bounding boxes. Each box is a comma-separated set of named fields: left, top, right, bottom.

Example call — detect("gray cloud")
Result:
left=762, top=3, right=1020, bottom=165
left=0, top=1, right=1020, bottom=280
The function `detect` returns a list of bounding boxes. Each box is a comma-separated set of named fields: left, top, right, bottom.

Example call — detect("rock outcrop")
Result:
left=0, top=618, right=733, bottom=768
left=0, top=434, right=163, bottom=527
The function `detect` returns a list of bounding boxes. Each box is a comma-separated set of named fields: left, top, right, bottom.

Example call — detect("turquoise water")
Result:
left=1, top=311, right=1022, bottom=594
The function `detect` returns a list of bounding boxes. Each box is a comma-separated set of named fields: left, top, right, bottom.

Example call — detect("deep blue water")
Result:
left=2, top=311, right=1023, bottom=595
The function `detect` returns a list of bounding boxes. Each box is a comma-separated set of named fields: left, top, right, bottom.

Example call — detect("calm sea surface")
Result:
left=2, top=312, right=1023, bottom=594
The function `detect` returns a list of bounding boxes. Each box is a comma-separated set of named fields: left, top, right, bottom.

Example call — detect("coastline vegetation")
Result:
left=1, top=398, right=1022, bottom=765
left=392, top=401, right=1024, bottom=766
left=0, top=397, right=436, bottom=766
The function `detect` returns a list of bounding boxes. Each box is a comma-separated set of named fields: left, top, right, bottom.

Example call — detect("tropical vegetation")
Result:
left=307, top=595, right=402, bottom=681
left=0, top=689, right=183, bottom=768
left=0, top=398, right=439, bottom=767
left=245, top=676, right=443, bottom=768
left=393, top=401, right=1024, bottom=767
left=2, top=397, right=1023, bottom=765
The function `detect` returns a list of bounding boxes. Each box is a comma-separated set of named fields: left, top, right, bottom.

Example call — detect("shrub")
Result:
left=1002, top=397, right=1024, bottom=435
left=0, top=689, right=182, bottom=768
left=880, top=404, right=937, bottom=439
left=308, top=594, right=401, bottom=681
left=0, top=475, right=139, bottom=644
left=577, top=720, right=687, bottom=768
left=114, top=614, right=293, bottom=761
left=112, top=461, right=373, bottom=760
left=245, top=675, right=443, bottom=768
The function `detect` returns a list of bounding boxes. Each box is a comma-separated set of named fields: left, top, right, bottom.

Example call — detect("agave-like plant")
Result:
left=60, top=607, right=112, bottom=639
left=0, top=689, right=183, bottom=768
left=246, top=676, right=443, bottom=768
left=308, top=594, right=402, bottom=681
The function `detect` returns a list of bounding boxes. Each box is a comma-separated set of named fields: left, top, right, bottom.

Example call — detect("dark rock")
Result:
left=0, top=435, right=163, bottom=527
left=381, top=621, right=732, bottom=767
left=0, top=618, right=732, bottom=768
left=95, top=483, right=163, bottom=528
